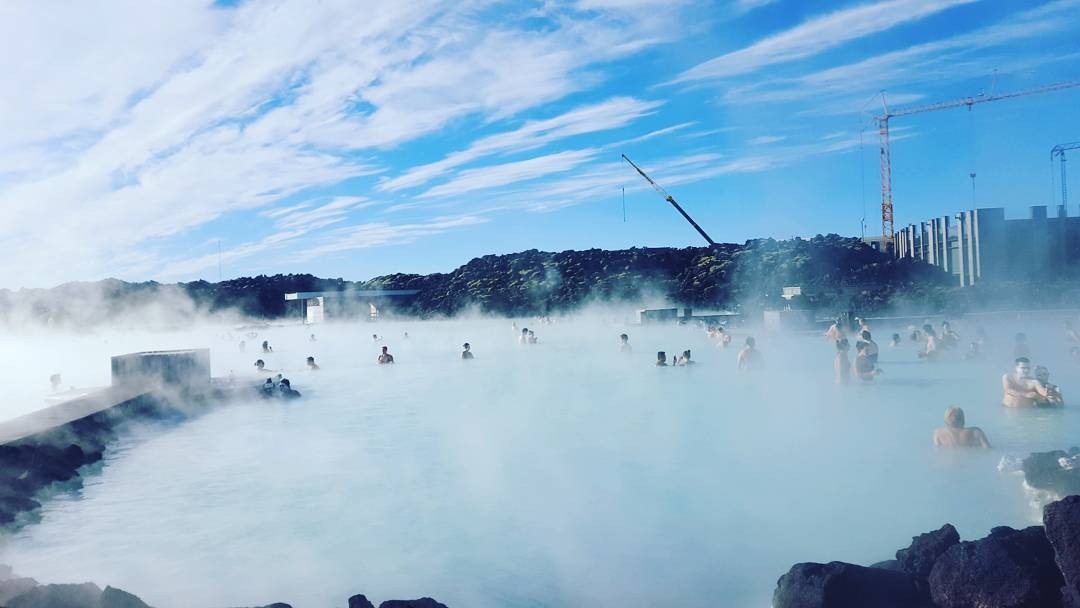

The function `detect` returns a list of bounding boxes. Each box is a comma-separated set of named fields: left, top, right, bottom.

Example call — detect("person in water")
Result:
left=858, top=330, right=879, bottom=366
left=254, top=359, right=274, bottom=373
left=917, top=324, right=939, bottom=360
left=519, top=328, right=529, bottom=345
left=461, top=343, right=474, bottom=360
left=527, top=330, right=538, bottom=344
left=890, top=333, right=902, bottom=348
left=825, top=318, right=845, bottom=342
left=309, top=333, right=317, bottom=342
left=1033, top=366, right=1064, bottom=407
left=306, top=356, right=320, bottom=371
left=676, top=349, right=695, bottom=366
left=908, top=325, right=923, bottom=342
left=933, top=407, right=991, bottom=448
left=260, top=378, right=276, bottom=397
left=261, top=340, right=273, bottom=353
left=239, top=340, right=246, bottom=352
left=715, top=326, right=732, bottom=348
left=377, top=346, right=395, bottom=364
left=655, top=351, right=668, bottom=366
left=737, top=337, right=762, bottom=371
left=939, top=321, right=960, bottom=348
left=962, top=341, right=981, bottom=360
left=834, top=338, right=851, bottom=385
left=620, top=333, right=632, bottom=353
left=1002, top=357, right=1040, bottom=408
left=278, top=378, right=301, bottom=399
left=49, top=373, right=62, bottom=391
left=854, top=341, right=881, bottom=381
left=1013, top=332, right=1031, bottom=359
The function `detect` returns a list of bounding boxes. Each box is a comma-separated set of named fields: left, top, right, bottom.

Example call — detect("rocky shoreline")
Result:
left=0, top=569, right=451, bottom=608
left=774, top=494, right=1080, bottom=608
left=0, top=390, right=218, bottom=529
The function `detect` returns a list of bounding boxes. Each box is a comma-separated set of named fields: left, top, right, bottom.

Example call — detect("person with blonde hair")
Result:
left=933, top=407, right=991, bottom=448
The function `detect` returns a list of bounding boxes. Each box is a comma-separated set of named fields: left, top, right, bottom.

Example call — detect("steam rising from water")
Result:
left=1, top=311, right=1077, bottom=607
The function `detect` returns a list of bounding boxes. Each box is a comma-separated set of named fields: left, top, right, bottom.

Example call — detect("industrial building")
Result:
left=284, top=289, right=420, bottom=323
left=893, top=205, right=1080, bottom=286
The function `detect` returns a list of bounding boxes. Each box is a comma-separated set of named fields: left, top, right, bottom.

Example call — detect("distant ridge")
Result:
left=0, top=235, right=962, bottom=327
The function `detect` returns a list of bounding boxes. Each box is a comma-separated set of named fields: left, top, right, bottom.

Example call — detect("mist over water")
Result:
left=1, top=313, right=1078, bottom=607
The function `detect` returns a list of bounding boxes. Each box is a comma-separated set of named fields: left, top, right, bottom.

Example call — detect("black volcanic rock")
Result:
left=0, top=577, right=39, bottom=605
left=928, top=526, right=1064, bottom=608
left=1023, top=449, right=1080, bottom=498
left=773, top=561, right=924, bottom=608
left=897, top=523, right=961, bottom=581
left=0, top=236, right=957, bottom=326
left=98, top=586, right=152, bottom=608
left=7, top=582, right=103, bottom=608
left=1045, top=496, right=1080, bottom=608
left=378, top=600, right=449, bottom=608
left=348, top=595, right=375, bottom=608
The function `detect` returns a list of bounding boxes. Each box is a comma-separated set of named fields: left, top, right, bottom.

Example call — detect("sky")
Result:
left=1, top=0, right=1078, bottom=288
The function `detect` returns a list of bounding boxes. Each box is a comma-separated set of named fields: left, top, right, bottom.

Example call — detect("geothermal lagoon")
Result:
left=1, top=315, right=1077, bottom=607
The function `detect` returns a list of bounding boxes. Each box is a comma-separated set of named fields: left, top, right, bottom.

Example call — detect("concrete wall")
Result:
left=111, top=349, right=211, bottom=392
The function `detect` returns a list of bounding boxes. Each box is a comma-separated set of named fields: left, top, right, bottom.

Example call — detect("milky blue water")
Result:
left=2, top=315, right=1078, bottom=607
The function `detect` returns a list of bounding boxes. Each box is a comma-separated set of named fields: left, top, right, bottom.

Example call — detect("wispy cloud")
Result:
left=0, top=0, right=683, bottom=285
left=670, top=0, right=978, bottom=84
left=748, top=135, right=786, bottom=145
left=720, top=0, right=1080, bottom=110
left=377, top=97, right=662, bottom=193
left=734, top=0, right=781, bottom=13
left=298, top=216, right=489, bottom=259
left=419, top=149, right=600, bottom=199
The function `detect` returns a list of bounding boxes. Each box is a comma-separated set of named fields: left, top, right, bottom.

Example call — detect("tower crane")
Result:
left=876, top=79, right=1080, bottom=252
left=621, top=154, right=720, bottom=248
left=1052, top=142, right=1080, bottom=211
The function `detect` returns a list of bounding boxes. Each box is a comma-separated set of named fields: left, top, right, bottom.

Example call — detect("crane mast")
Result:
left=621, top=154, right=719, bottom=248
left=1052, top=142, right=1080, bottom=211
left=876, top=79, right=1080, bottom=253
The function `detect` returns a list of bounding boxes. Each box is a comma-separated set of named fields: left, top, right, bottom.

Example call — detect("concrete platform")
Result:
left=0, top=385, right=151, bottom=446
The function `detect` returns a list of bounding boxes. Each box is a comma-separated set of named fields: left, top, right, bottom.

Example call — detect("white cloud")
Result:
left=377, top=97, right=663, bottom=193
left=298, top=216, right=489, bottom=259
left=0, top=0, right=685, bottom=286
left=720, top=0, right=1080, bottom=109
left=420, top=149, right=601, bottom=199
left=734, top=0, right=781, bottom=13
left=748, top=135, right=786, bottom=145
left=671, top=0, right=978, bottom=84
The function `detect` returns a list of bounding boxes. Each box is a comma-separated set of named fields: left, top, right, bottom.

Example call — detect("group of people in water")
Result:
left=231, top=313, right=1073, bottom=450
left=822, top=315, right=1073, bottom=449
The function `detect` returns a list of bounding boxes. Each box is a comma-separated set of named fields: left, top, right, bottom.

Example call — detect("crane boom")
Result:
left=621, top=154, right=719, bottom=247
left=877, top=79, right=1080, bottom=253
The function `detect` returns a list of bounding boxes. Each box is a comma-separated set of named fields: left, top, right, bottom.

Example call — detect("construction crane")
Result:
left=621, top=154, right=719, bottom=248
left=1052, top=142, right=1080, bottom=211
left=876, top=79, right=1080, bottom=253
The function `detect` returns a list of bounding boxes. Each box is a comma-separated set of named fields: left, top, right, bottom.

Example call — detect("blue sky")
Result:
left=1, top=0, right=1078, bottom=288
